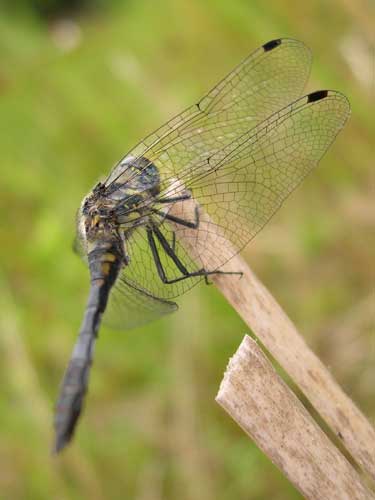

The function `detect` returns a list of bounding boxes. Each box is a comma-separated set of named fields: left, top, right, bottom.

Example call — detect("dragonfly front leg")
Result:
left=151, top=205, right=199, bottom=229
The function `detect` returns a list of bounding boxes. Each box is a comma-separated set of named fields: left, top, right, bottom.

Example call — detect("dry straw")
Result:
left=170, top=196, right=375, bottom=499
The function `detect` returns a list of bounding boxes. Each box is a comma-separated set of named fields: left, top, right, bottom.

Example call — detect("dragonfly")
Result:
left=54, top=38, right=350, bottom=453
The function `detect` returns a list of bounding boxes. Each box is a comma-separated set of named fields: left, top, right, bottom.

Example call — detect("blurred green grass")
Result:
left=0, top=1, right=373, bottom=499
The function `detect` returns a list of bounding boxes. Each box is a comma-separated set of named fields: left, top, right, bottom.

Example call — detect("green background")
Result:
left=0, top=1, right=373, bottom=499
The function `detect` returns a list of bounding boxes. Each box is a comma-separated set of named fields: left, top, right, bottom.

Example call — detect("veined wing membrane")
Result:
left=106, top=91, right=349, bottom=306
left=106, top=39, right=311, bottom=185
left=103, top=273, right=177, bottom=330
left=105, top=221, right=201, bottom=327
left=175, top=90, right=351, bottom=271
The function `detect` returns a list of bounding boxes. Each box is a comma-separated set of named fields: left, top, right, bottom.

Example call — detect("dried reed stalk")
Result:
left=216, top=336, right=374, bottom=500
left=169, top=195, right=375, bottom=485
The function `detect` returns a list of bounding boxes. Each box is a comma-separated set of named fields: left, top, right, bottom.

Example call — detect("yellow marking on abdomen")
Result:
left=103, top=253, right=117, bottom=262
left=101, top=262, right=111, bottom=275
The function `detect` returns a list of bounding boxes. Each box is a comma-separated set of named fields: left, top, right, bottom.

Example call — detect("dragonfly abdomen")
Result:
left=88, top=244, right=123, bottom=285
left=54, top=243, right=123, bottom=452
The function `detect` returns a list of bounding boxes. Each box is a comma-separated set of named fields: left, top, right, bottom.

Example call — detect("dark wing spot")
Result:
left=308, top=90, right=328, bottom=103
left=263, top=39, right=282, bottom=52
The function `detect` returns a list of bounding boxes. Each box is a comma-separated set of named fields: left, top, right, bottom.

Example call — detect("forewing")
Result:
left=106, top=39, right=312, bottom=185
left=100, top=41, right=349, bottom=308
left=110, top=91, right=350, bottom=302
left=169, top=91, right=351, bottom=272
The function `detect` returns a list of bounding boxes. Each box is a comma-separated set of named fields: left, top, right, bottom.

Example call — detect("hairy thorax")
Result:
left=77, top=156, right=161, bottom=255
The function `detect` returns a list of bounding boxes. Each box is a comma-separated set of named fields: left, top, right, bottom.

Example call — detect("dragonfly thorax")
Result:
left=79, top=156, right=162, bottom=247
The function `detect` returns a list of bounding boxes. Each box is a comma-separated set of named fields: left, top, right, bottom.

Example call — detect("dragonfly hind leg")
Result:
left=147, top=226, right=242, bottom=285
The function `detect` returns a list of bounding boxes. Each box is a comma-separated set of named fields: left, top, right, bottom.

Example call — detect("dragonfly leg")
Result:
left=171, top=231, right=176, bottom=253
left=157, top=193, right=192, bottom=203
left=147, top=229, right=168, bottom=282
left=151, top=225, right=189, bottom=275
left=151, top=206, right=199, bottom=229
left=179, top=268, right=243, bottom=284
left=148, top=228, right=190, bottom=283
left=148, top=225, right=242, bottom=285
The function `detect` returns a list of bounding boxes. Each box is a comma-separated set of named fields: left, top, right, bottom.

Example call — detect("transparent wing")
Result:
left=103, top=274, right=177, bottom=330
left=106, top=38, right=312, bottom=185
left=116, top=221, right=201, bottom=301
left=101, top=40, right=349, bottom=326
left=111, top=90, right=350, bottom=303
left=173, top=90, right=351, bottom=272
